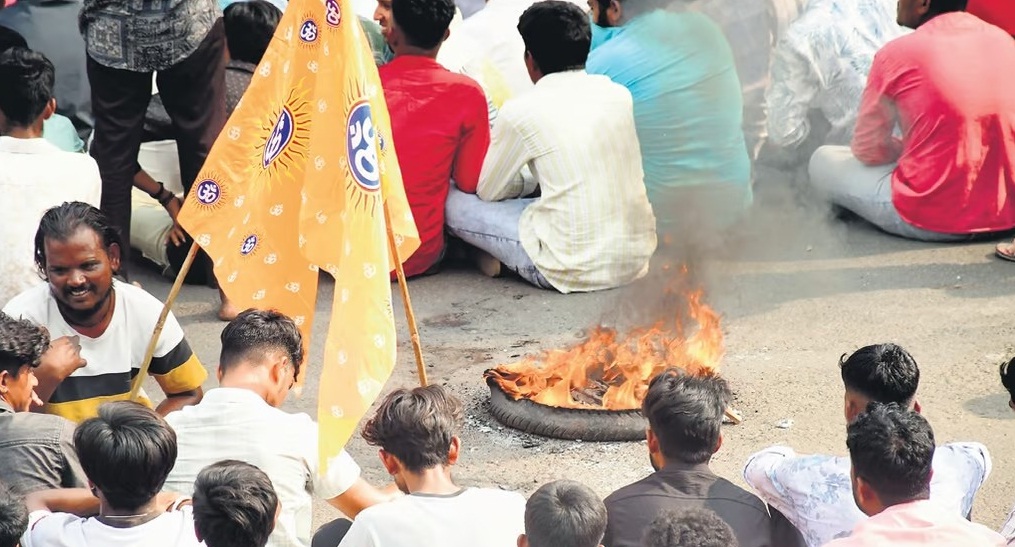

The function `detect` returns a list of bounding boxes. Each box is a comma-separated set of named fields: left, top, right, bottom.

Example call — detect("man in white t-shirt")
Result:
left=0, top=47, right=101, bottom=307
left=21, top=401, right=202, bottom=547
left=336, top=384, right=526, bottom=547
left=164, top=309, right=393, bottom=547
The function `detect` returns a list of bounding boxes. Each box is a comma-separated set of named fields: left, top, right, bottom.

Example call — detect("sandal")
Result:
left=995, top=240, right=1015, bottom=262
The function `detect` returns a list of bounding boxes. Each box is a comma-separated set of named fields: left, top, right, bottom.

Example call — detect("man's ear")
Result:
left=646, top=427, right=658, bottom=451
left=607, top=0, right=622, bottom=26
left=379, top=449, right=400, bottom=475
left=714, top=432, right=723, bottom=455
left=912, top=399, right=922, bottom=414
left=0, top=369, right=10, bottom=396
left=42, top=98, right=56, bottom=121
left=107, top=242, right=122, bottom=275
left=517, top=533, right=528, bottom=547
left=216, top=365, right=225, bottom=383
left=447, top=436, right=461, bottom=465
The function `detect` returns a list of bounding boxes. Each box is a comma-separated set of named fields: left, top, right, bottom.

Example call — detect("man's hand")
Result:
left=163, top=196, right=187, bottom=247
left=155, top=387, right=203, bottom=416
left=33, top=336, right=87, bottom=404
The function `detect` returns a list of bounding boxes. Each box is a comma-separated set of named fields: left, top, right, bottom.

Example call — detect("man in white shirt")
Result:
left=0, top=47, right=101, bottom=307
left=21, top=401, right=203, bottom=547
left=743, top=344, right=991, bottom=547
left=445, top=0, right=656, bottom=293
left=164, top=309, right=392, bottom=547
left=765, top=0, right=904, bottom=154
left=337, top=384, right=526, bottom=547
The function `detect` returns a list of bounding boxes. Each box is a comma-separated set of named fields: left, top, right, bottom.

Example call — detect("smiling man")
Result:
left=2, top=201, right=206, bottom=422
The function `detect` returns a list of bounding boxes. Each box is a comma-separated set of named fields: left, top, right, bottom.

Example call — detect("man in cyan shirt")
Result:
left=379, top=0, right=490, bottom=277
left=809, top=0, right=1015, bottom=241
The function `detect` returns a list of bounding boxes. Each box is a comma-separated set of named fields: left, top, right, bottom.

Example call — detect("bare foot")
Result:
left=217, top=289, right=240, bottom=322
left=474, top=249, right=502, bottom=278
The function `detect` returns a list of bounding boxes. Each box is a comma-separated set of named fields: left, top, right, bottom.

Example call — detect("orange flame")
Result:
left=486, top=289, right=723, bottom=410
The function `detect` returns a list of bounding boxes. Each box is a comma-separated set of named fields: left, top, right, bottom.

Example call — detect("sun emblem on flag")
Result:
left=344, top=87, right=383, bottom=214
left=256, top=85, right=312, bottom=185
left=236, top=228, right=266, bottom=260
left=186, top=170, right=231, bottom=213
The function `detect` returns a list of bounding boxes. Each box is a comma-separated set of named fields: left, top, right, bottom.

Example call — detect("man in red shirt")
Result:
left=378, top=0, right=490, bottom=277
left=808, top=0, right=1015, bottom=241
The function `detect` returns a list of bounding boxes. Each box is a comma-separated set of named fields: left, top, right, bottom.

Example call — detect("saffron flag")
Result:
left=178, top=0, right=420, bottom=472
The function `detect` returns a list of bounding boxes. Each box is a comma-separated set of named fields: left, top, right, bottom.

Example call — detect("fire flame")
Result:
left=486, top=290, right=723, bottom=410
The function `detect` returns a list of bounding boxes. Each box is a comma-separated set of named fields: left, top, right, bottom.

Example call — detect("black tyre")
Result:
left=485, top=377, right=647, bottom=442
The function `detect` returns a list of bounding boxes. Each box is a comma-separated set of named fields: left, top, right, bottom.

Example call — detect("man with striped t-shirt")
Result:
left=3, top=202, right=205, bottom=422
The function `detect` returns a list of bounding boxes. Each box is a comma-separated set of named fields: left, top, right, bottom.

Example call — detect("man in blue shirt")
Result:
left=586, top=0, right=752, bottom=238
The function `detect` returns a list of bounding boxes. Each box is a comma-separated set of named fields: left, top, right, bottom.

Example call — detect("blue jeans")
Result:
left=444, top=188, right=555, bottom=290
left=808, top=146, right=969, bottom=242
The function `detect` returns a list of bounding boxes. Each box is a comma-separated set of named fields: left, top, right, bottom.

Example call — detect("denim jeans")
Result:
left=808, top=146, right=969, bottom=242
left=444, top=187, right=555, bottom=290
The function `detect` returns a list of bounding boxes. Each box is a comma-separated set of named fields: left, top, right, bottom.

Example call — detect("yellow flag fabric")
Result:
left=178, top=0, right=420, bottom=473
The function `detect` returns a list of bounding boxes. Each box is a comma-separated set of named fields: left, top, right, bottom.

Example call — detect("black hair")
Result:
left=219, top=309, right=304, bottom=383
left=74, top=401, right=178, bottom=511
left=0, top=481, right=28, bottom=547
left=929, top=0, right=967, bottom=15
left=839, top=344, right=919, bottom=406
left=224, top=0, right=282, bottom=65
left=361, top=384, right=463, bottom=473
left=34, top=202, right=123, bottom=279
left=391, top=0, right=455, bottom=50
left=642, top=369, right=730, bottom=464
left=517, top=1, right=590, bottom=75
left=525, top=480, right=607, bottom=547
left=0, top=47, right=54, bottom=128
left=193, top=460, right=279, bottom=547
left=0, top=26, right=28, bottom=53
left=0, top=311, right=49, bottom=378
left=643, top=508, right=739, bottom=547
left=1000, top=357, right=1015, bottom=401
left=846, top=402, right=935, bottom=506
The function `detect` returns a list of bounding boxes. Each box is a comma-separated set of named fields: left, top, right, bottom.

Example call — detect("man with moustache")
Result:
left=2, top=202, right=205, bottom=422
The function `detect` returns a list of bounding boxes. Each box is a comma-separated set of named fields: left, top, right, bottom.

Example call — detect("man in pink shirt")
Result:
left=825, top=403, right=1005, bottom=547
left=808, top=0, right=1015, bottom=242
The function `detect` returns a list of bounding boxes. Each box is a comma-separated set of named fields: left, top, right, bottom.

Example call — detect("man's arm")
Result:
left=33, top=336, right=87, bottom=404
left=851, top=51, right=902, bottom=165
left=766, top=38, right=822, bottom=150
left=450, top=89, right=493, bottom=194
left=476, top=111, right=533, bottom=202
left=155, top=387, right=203, bottom=416
left=325, top=479, right=399, bottom=518
left=26, top=489, right=99, bottom=516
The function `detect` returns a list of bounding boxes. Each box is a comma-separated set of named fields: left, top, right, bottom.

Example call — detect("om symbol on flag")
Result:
left=240, top=235, right=259, bottom=256
left=263, top=107, right=295, bottom=168
left=346, top=101, right=380, bottom=191
left=195, top=180, right=221, bottom=205
left=300, top=19, right=319, bottom=43
left=325, top=0, right=341, bottom=27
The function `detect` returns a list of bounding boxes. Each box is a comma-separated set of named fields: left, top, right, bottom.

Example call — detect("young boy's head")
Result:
left=193, top=460, right=279, bottom=547
left=519, top=480, right=607, bottom=547
left=0, top=481, right=28, bottom=547
left=0, top=46, right=56, bottom=134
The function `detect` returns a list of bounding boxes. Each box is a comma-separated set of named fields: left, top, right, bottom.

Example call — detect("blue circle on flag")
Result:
left=346, top=101, right=380, bottom=191
left=262, top=107, right=294, bottom=168
left=300, top=19, right=319, bottom=43
left=325, top=0, right=341, bottom=27
left=240, top=235, right=258, bottom=256
left=195, top=179, right=221, bottom=205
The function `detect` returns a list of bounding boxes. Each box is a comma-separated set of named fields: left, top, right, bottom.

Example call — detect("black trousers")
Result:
left=86, top=18, right=227, bottom=277
left=312, top=519, right=353, bottom=547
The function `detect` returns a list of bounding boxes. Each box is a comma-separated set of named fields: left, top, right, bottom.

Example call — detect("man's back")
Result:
left=853, top=12, right=1015, bottom=234
left=379, top=56, right=490, bottom=277
left=339, top=487, right=526, bottom=547
left=164, top=388, right=361, bottom=547
left=604, top=464, right=775, bottom=547
left=587, top=10, right=751, bottom=228
left=0, top=403, right=86, bottom=494
left=825, top=500, right=1006, bottom=546
left=0, top=136, right=100, bottom=306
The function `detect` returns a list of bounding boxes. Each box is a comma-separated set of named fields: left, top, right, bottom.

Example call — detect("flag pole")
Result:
left=383, top=201, right=428, bottom=387
left=129, top=243, right=201, bottom=401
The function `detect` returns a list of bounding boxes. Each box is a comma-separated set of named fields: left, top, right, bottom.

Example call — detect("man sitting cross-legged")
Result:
left=446, top=0, right=656, bottom=292
left=604, top=371, right=793, bottom=547
left=0, top=311, right=86, bottom=495
left=378, top=0, right=490, bottom=278
left=743, top=344, right=991, bottom=546
left=337, top=385, right=526, bottom=547
left=192, top=460, right=280, bottom=547
left=21, top=401, right=202, bottom=546
left=519, top=480, right=607, bottom=547
left=3, top=202, right=205, bottom=423
left=164, top=309, right=392, bottom=547
left=825, top=403, right=1005, bottom=546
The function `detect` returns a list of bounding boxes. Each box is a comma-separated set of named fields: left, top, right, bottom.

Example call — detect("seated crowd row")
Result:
left=3, top=287, right=1015, bottom=546
left=3, top=0, right=1015, bottom=319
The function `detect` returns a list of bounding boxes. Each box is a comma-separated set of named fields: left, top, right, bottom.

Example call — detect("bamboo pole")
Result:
left=129, top=243, right=201, bottom=401
left=383, top=201, right=428, bottom=387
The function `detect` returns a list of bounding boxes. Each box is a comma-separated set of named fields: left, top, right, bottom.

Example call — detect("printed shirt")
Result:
left=164, top=388, right=361, bottom=547
left=766, top=0, right=905, bottom=148
left=743, top=443, right=992, bottom=546
left=824, top=500, right=1006, bottom=547
left=587, top=10, right=752, bottom=229
left=22, top=507, right=203, bottom=547
left=476, top=70, right=657, bottom=293
left=851, top=12, right=1015, bottom=234
left=0, top=136, right=101, bottom=308
left=2, top=280, right=207, bottom=422
left=379, top=55, right=490, bottom=277
left=79, top=0, right=220, bottom=72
